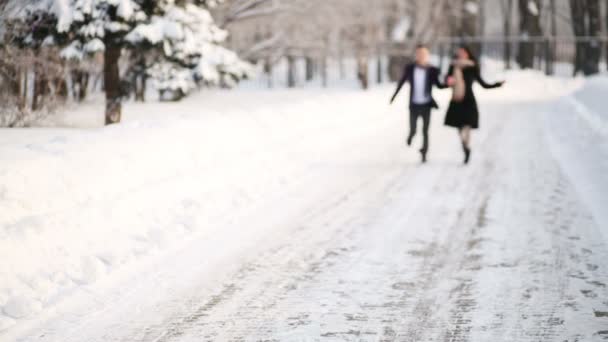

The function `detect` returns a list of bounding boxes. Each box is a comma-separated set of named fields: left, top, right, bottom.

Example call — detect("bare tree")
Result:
left=462, top=0, right=482, bottom=56
left=500, top=0, right=514, bottom=69
left=517, top=0, right=542, bottom=69
left=585, top=0, right=602, bottom=75
left=545, top=0, right=557, bottom=75
left=220, top=0, right=277, bottom=26
left=570, top=0, right=601, bottom=75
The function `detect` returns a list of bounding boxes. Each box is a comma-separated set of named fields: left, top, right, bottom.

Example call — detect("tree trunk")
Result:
left=338, top=33, right=346, bottom=80
left=446, top=1, right=458, bottom=38
left=287, top=55, right=296, bottom=88
left=305, top=57, right=314, bottom=81
left=357, top=55, right=369, bottom=90
left=104, top=44, right=122, bottom=125
left=56, top=76, right=68, bottom=102
left=134, top=57, right=147, bottom=102
left=376, top=48, right=383, bottom=84
left=19, top=67, right=27, bottom=111
left=32, top=69, right=48, bottom=112
left=570, top=0, right=586, bottom=75
left=478, top=0, right=486, bottom=37
left=264, top=58, right=273, bottom=88
left=502, top=0, right=513, bottom=69
left=81, top=73, right=89, bottom=101
left=10, top=67, right=20, bottom=96
left=545, top=0, right=557, bottom=75
left=321, top=55, right=328, bottom=88
left=1, top=53, right=22, bottom=97
left=134, top=74, right=146, bottom=102
left=32, top=70, right=39, bottom=112
left=389, top=54, right=409, bottom=82
left=517, top=0, right=542, bottom=69
left=462, top=0, right=481, bottom=56
left=584, top=0, right=601, bottom=75
left=72, top=70, right=90, bottom=102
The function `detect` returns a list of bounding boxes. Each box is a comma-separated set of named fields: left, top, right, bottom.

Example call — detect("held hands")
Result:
left=446, top=76, right=455, bottom=87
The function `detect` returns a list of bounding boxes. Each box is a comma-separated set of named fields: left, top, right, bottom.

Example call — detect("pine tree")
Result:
left=12, top=0, right=250, bottom=123
left=14, top=0, right=148, bottom=124
left=126, top=1, right=251, bottom=101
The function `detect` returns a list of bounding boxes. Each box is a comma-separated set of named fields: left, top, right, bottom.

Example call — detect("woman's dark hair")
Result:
left=458, top=45, right=478, bottom=64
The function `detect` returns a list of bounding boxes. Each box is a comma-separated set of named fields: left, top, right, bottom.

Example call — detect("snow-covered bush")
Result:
left=148, top=61, right=194, bottom=101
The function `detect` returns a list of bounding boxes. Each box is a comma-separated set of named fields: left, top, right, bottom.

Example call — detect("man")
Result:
left=390, top=45, right=447, bottom=163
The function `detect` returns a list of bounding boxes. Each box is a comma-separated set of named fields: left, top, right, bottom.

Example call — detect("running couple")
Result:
left=390, top=45, right=504, bottom=164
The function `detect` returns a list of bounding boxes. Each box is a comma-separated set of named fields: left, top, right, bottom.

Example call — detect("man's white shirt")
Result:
left=412, top=66, right=431, bottom=105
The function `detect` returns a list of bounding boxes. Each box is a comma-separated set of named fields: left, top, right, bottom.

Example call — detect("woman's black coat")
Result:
left=444, top=64, right=502, bottom=129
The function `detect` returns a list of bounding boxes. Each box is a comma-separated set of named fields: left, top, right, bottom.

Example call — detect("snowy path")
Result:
left=2, top=74, right=608, bottom=341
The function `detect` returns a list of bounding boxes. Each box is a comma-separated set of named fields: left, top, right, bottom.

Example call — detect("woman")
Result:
left=445, top=46, right=504, bottom=164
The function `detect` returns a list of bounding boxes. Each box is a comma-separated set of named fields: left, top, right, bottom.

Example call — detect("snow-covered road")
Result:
left=2, top=72, right=608, bottom=341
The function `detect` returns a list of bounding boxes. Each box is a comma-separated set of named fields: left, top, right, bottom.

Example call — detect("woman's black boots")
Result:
left=462, top=142, right=471, bottom=164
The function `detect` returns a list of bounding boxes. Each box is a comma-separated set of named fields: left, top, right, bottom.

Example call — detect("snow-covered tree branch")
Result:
left=2, top=0, right=251, bottom=124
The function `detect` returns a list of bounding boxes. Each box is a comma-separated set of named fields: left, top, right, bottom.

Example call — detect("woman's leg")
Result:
left=459, top=125, right=472, bottom=164
left=460, top=125, right=471, bottom=149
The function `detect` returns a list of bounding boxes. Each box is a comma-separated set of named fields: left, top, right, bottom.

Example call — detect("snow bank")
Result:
left=0, top=85, right=396, bottom=333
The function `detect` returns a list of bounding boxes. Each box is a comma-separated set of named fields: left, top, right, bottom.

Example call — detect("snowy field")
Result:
left=1, top=70, right=608, bottom=341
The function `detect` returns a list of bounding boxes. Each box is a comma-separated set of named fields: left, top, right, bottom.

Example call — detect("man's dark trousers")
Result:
left=408, top=104, right=432, bottom=153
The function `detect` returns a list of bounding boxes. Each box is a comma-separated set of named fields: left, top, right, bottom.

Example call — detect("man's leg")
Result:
left=420, top=107, right=431, bottom=153
left=407, top=107, right=419, bottom=146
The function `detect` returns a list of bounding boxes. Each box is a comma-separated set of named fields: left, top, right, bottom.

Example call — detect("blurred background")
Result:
left=0, top=0, right=607, bottom=126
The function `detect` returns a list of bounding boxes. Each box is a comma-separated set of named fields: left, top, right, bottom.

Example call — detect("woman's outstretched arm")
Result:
left=475, top=66, right=503, bottom=89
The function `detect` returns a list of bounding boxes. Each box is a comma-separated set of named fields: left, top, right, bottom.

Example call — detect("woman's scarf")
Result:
left=451, top=59, right=475, bottom=102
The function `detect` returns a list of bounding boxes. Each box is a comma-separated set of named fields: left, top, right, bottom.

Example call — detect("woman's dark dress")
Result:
left=444, top=65, right=501, bottom=129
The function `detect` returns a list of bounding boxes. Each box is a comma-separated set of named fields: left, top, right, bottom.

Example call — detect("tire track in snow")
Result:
left=131, top=158, right=421, bottom=341
left=459, top=102, right=608, bottom=341
left=130, top=101, right=608, bottom=342
left=7, top=90, right=608, bottom=342
left=398, top=125, right=503, bottom=342
left=142, top=114, right=505, bottom=341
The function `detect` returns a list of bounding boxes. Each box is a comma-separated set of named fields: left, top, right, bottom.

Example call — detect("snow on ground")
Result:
left=546, top=75, right=608, bottom=246
left=0, top=86, right=386, bottom=330
left=1, top=70, right=607, bottom=341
